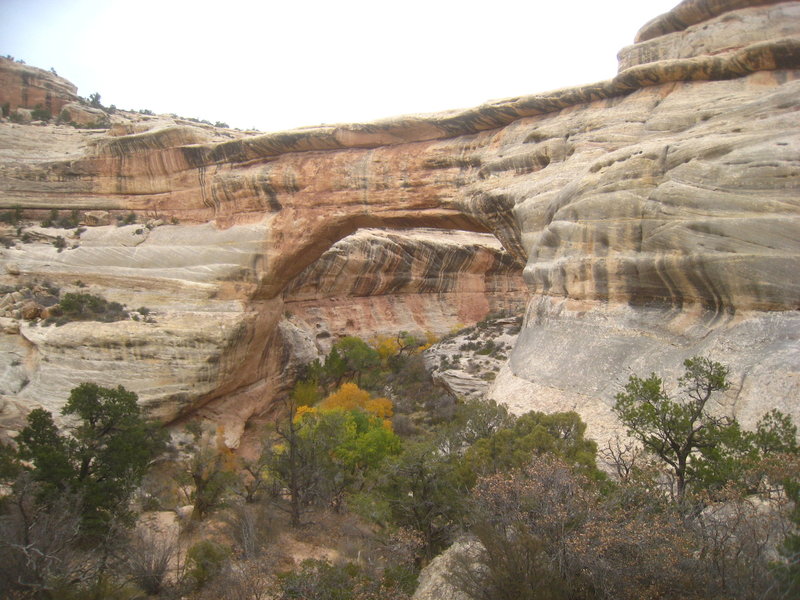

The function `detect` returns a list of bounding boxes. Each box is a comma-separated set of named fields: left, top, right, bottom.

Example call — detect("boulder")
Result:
left=20, top=301, right=42, bottom=320
left=83, top=210, right=111, bottom=226
left=58, top=102, right=109, bottom=127
left=413, top=539, right=479, bottom=600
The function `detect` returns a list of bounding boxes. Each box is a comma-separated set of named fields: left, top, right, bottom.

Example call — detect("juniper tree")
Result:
left=16, top=383, right=165, bottom=536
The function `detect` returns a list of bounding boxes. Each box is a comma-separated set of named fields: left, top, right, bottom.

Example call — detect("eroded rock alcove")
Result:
left=0, top=0, right=798, bottom=445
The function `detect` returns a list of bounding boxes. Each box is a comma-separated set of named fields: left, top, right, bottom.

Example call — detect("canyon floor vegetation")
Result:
left=0, top=328, right=798, bottom=599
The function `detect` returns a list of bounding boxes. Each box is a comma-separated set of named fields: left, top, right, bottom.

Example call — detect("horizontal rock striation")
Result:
left=0, top=219, right=280, bottom=440
left=0, top=0, right=798, bottom=443
left=635, top=0, right=791, bottom=43
left=621, top=1, right=800, bottom=70
left=284, top=228, right=526, bottom=344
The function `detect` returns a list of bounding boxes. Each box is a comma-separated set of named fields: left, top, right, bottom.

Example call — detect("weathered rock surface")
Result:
left=0, top=58, right=78, bottom=119
left=424, top=316, right=521, bottom=401
left=412, top=539, right=478, bottom=600
left=0, top=0, right=797, bottom=444
left=57, top=102, right=110, bottom=127
left=635, top=0, right=792, bottom=43
left=491, top=298, right=800, bottom=442
left=624, top=1, right=800, bottom=68
left=0, top=220, right=526, bottom=442
left=284, top=228, right=526, bottom=346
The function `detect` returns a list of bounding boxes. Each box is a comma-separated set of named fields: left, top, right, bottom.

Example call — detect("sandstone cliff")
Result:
left=0, top=0, right=798, bottom=445
left=0, top=58, right=78, bottom=118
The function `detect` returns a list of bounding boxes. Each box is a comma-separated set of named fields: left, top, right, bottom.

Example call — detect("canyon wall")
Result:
left=0, top=0, right=798, bottom=444
left=0, top=58, right=77, bottom=117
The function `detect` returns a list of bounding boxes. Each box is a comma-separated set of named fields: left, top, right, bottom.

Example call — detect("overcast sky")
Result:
left=0, top=0, right=678, bottom=132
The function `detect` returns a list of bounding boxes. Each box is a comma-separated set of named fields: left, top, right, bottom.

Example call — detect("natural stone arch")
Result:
left=1, top=0, right=799, bottom=445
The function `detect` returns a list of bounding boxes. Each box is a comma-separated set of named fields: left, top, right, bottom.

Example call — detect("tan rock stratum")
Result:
left=0, top=0, right=798, bottom=445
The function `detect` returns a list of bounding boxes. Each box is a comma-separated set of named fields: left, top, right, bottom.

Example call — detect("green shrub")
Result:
left=476, top=340, right=496, bottom=355
left=57, top=209, right=80, bottom=229
left=185, top=540, right=230, bottom=590
left=31, top=105, right=51, bottom=121
left=51, top=575, right=142, bottom=600
left=59, top=292, right=127, bottom=322
left=80, top=120, right=108, bottom=130
left=382, top=563, right=419, bottom=596
left=0, top=206, right=22, bottom=225
left=275, top=559, right=362, bottom=600
left=41, top=208, right=59, bottom=227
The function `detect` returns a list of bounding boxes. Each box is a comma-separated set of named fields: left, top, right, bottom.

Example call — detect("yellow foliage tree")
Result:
left=321, top=382, right=371, bottom=412
left=372, top=335, right=401, bottom=362
left=320, top=382, right=393, bottom=419
left=294, top=404, right=318, bottom=422
left=413, top=330, right=439, bottom=354
left=366, top=397, right=394, bottom=419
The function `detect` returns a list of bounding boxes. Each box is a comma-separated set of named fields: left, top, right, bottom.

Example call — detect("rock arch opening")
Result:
left=281, top=225, right=528, bottom=347
left=194, top=219, right=529, bottom=443
left=252, top=207, right=520, bottom=301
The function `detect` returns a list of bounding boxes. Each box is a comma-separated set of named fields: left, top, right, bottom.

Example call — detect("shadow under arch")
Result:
left=252, top=208, right=510, bottom=301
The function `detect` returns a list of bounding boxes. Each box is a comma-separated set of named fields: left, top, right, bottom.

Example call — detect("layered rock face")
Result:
left=0, top=0, right=798, bottom=444
left=0, top=58, right=109, bottom=126
left=284, top=228, right=526, bottom=345
left=0, top=58, right=78, bottom=117
left=490, top=0, right=800, bottom=440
